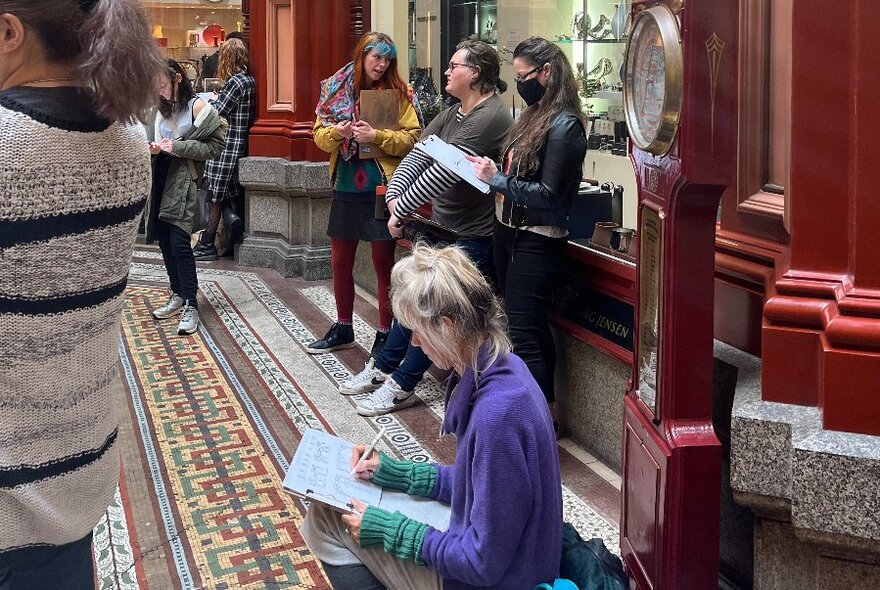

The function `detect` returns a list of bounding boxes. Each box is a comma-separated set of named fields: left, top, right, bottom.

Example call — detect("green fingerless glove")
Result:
left=371, top=452, right=437, bottom=497
left=359, top=505, right=429, bottom=565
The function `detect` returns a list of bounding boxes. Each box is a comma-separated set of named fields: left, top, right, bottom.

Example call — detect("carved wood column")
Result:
left=760, top=0, right=880, bottom=435
left=247, top=0, right=370, bottom=160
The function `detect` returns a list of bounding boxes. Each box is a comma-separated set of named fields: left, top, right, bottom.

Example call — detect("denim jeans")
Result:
left=373, top=320, right=430, bottom=392
left=493, top=222, right=566, bottom=403
left=373, top=236, right=494, bottom=392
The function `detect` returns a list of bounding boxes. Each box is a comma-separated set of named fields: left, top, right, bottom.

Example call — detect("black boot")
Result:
left=305, top=323, right=355, bottom=354
left=222, top=200, right=243, bottom=255
left=193, top=242, right=218, bottom=261
left=370, top=330, right=389, bottom=358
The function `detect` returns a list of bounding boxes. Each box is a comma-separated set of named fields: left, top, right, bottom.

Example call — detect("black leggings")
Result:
left=156, top=219, right=198, bottom=307
left=493, top=221, right=566, bottom=403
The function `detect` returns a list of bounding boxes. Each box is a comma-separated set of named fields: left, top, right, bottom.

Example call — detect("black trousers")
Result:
left=493, top=221, right=566, bottom=403
left=156, top=219, right=199, bottom=307
left=0, top=533, right=94, bottom=589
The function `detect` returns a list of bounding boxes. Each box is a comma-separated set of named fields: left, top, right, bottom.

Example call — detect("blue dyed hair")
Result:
left=365, top=39, right=397, bottom=60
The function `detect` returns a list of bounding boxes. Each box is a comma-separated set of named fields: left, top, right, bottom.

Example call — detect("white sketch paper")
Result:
left=282, top=429, right=382, bottom=513
left=416, top=135, right=491, bottom=194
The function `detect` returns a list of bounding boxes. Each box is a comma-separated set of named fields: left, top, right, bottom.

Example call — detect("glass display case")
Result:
left=400, top=0, right=637, bottom=246
left=582, top=1, right=631, bottom=107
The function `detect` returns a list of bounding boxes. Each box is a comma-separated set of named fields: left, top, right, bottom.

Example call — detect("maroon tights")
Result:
left=330, top=238, right=395, bottom=330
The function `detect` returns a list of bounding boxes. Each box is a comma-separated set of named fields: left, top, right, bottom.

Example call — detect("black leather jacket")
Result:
left=490, top=111, right=588, bottom=229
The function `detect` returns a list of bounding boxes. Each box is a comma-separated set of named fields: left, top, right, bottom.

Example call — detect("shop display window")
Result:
left=143, top=0, right=244, bottom=91
left=401, top=0, right=637, bottom=260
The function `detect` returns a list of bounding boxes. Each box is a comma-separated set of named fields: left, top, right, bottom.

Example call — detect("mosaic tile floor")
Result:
left=96, top=247, right=621, bottom=589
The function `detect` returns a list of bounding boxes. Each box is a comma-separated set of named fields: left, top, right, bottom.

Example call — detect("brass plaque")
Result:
left=637, top=206, right=664, bottom=417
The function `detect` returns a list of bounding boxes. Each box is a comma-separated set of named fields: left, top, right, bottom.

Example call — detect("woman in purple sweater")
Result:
left=301, top=244, right=562, bottom=590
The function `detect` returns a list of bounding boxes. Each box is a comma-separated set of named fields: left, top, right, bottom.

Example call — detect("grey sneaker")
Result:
left=152, top=292, right=185, bottom=319
left=355, top=377, right=417, bottom=416
left=340, top=358, right=388, bottom=396
left=177, top=303, right=199, bottom=335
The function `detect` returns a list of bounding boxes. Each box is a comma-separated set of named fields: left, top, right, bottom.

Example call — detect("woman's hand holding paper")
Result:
left=352, top=120, right=377, bottom=144
left=334, top=120, right=353, bottom=138
left=340, top=498, right=368, bottom=542
left=465, top=153, right=497, bottom=183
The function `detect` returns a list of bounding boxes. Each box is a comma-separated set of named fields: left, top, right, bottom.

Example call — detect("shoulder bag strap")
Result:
left=165, top=115, right=200, bottom=182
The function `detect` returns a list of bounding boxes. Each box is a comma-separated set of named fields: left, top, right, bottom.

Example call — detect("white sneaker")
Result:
left=355, top=377, right=417, bottom=416
left=152, top=292, right=184, bottom=319
left=340, top=358, right=388, bottom=396
left=177, top=303, right=199, bottom=335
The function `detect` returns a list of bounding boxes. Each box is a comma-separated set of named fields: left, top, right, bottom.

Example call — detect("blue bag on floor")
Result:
left=558, top=522, right=627, bottom=590
left=535, top=579, right=579, bottom=590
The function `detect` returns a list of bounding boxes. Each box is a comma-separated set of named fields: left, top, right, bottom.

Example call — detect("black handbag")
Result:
left=400, top=212, right=458, bottom=247
left=193, top=188, right=210, bottom=232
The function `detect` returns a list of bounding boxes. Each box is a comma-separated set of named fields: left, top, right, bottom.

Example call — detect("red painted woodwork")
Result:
left=551, top=244, right=636, bottom=364
left=566, top=243, right=637, bottom=306
left=713, top=228, right=783, bottom=355
left=757, top=0, right=880, bottom=435
left=621, top=1, right=737, bottom=588
left=247, top=1, right=369, bottom=160
left=552, top=314, right=634, bottom=366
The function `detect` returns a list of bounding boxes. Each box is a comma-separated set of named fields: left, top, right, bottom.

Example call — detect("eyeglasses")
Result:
left=514, top=66, right=541, bottom=83
left=447, top=61, right=475, bottom=72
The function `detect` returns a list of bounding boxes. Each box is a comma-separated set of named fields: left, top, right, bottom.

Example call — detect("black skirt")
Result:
left=326, top=191, right=394, bottom=242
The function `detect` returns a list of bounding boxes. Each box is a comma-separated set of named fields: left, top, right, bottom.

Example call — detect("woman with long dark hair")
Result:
left=194, top=37, right=256, bottom=260
left=307, top=32, right=422, bottom=356
left=0, top=0, right=163, bottom=586
left=146, top=59, right=225, bottom=335
left=469, top=36, right=588, bottom=427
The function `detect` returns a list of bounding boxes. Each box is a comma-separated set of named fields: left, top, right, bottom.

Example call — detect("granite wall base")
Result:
left=554, top=330, right=628, bottom=472
left=236, top=157, right=333, bottom=280
left=719, top=341, right=880, bottom=590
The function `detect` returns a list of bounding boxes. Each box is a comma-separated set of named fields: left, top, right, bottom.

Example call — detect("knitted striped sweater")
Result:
left=0, top=87, right=151, bottom=559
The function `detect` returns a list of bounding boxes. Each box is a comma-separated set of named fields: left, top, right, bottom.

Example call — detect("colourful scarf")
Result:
left=316, top=61, right=425, bottom=162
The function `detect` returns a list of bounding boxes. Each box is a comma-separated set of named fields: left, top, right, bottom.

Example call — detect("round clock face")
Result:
left=623, top=5, right=683, bottom=156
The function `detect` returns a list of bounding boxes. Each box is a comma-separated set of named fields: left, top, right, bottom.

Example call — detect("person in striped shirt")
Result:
left=341, top=40, right=513, bottom=418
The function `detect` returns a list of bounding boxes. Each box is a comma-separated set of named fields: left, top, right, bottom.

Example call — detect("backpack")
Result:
left=558, top=522, right=627, bottom=590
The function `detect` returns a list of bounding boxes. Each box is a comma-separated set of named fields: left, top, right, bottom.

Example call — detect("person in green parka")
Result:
left=146, top=59, right=225, bottom=336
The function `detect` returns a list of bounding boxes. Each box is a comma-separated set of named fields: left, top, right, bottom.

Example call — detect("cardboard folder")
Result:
left=358, top=89, right=400, bottom=159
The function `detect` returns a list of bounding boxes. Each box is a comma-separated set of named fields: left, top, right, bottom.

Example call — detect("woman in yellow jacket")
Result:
left=308, top=32, right=421, bottom=355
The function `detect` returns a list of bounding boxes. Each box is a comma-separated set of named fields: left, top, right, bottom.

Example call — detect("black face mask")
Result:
left=516, top=77, right=546, bottom=106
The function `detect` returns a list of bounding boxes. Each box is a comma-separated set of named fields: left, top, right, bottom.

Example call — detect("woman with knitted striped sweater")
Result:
left=0, top=0, right=163, bottom=586
left=302, top=244, right=562, bottom=590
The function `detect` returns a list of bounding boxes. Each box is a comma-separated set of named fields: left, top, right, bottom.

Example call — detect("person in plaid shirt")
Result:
left=194, top=37, right=255, bottom=260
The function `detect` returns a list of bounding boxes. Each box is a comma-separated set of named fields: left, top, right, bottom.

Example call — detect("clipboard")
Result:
left=359, top=89, right=400, bottom=159
left=415, top=135, right=492, bottom=194
left=282, top=429, right=382, bottom=513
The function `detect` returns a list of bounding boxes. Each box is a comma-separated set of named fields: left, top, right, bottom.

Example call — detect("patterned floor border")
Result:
left=95, top=254, right=619, bottom=588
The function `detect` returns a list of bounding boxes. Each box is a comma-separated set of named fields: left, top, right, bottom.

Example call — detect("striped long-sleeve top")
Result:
left=0, top=86, right=151, bottom=561
left=386, top=93, right=512, bottom=239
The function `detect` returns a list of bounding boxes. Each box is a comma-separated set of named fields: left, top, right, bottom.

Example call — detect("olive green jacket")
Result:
left=145, top=104, right=226, bottom=235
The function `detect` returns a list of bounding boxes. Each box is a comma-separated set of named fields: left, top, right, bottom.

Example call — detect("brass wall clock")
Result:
left=623, top=5, right=684, bottom=156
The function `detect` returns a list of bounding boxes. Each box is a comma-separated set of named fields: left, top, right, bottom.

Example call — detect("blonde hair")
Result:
left=390, top=243, right=511, bottom=373
left=218, top=38, right=248, bottom=81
